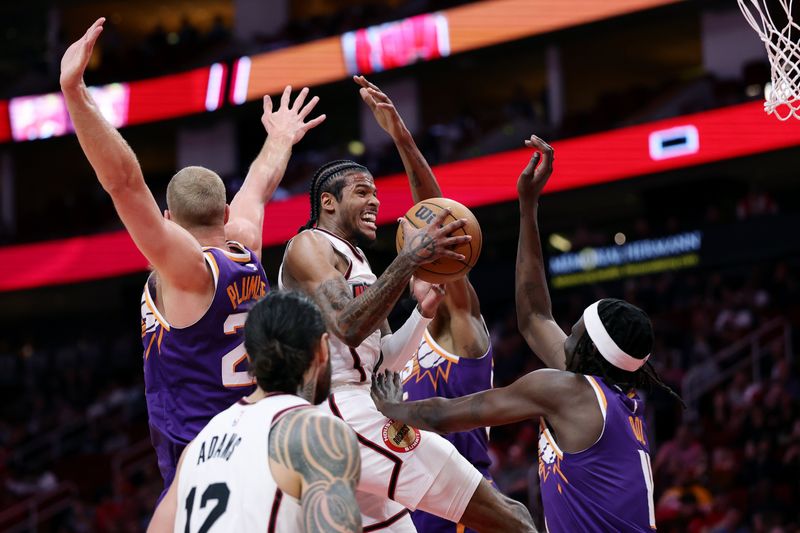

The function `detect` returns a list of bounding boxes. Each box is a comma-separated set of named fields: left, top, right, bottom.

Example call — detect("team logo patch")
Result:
left=382, top=419, right=421, bottom=453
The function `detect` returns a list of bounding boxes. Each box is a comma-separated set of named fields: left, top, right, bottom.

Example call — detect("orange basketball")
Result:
left=395, top=197, right=483, bottom=284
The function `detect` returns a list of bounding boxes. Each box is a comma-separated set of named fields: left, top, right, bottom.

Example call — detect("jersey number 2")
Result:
left=222, top=313, right=256, bottom=388
left=184, top=482, right=229, bottom=533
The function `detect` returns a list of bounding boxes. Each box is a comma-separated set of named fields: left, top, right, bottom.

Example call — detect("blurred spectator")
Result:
left=736, top=186, right=778, bottom=220
left=655, top=469, right=713, bottom=532
left=0, top=214, right=797, bottom=530
left=207, top=14, right=231, bottom=44
left=653, top=424, right=706, bottom=484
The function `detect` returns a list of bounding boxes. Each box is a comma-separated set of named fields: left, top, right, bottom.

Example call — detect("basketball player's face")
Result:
left=564, top=317, right=586, bottom=371
left=339, top=173, right=379, bottom=244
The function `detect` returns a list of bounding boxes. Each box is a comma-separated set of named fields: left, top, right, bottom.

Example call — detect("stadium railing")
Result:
left=682, top=317, right=793, bottom=411
left=0, top=482, right=77, bottom=533
left=112, top=437, right=157, bottom=483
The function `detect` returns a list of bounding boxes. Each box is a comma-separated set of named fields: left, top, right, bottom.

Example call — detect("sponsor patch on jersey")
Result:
left=382, top=419, right=421, bottom=453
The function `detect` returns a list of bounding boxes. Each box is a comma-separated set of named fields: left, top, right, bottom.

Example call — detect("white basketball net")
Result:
left=738, top=0, right=800, bottom=120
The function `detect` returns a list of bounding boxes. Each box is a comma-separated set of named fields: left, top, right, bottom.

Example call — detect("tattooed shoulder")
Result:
left=269, top=409, right=361, bottom=532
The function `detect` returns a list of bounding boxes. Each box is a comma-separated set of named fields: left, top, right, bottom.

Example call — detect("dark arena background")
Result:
left=1, top=0, right=799, bottom=531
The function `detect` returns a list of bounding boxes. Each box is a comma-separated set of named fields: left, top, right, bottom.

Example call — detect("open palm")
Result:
left=60, top=17, right=105, bottom=90
left=261, top=85, right=326, bottom=145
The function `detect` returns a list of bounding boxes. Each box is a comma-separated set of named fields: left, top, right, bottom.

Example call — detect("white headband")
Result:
left=583, top=301, right=649, bottom=372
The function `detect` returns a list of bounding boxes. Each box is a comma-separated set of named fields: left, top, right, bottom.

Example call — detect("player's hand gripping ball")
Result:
left=396, top=198, right=482, bottom=284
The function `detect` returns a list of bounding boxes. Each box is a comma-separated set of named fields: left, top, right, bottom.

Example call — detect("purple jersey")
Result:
left=538, top=375, right=656, bottom=532
left=401, top=327, right=493, bottom=533
left=141, top=242, right=268, bottom=491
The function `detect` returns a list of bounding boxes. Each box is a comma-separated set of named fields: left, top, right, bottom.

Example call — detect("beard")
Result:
left=352, top=227, right=377, bottom=249
left=310, top=358, right=332, bottom=405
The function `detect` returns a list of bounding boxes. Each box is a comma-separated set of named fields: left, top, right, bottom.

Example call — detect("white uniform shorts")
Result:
left=321, top=385, right=483, bottom=531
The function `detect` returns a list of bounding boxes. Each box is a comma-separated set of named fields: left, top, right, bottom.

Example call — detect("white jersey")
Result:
left=279, top=228, right=382, bottom=388
left=175, top=394, right=310, bottom=533
left=280, top=230, right=484, bottom=530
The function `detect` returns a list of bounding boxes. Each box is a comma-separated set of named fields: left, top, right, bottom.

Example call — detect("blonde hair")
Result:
left=166, top=166, right=226, bottom=227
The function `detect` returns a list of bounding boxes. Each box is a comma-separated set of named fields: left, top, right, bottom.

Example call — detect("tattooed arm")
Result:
left=283, top=209, right=470, bottom=347
left=372, top=369, right=569, bottom=434
left=356, top=76, right=487, bottom=356
left=269, top=409, right=361, bottom=533
left=515, top=135, right=568, bottom=370
left=354, top=75, right=439, bottom=200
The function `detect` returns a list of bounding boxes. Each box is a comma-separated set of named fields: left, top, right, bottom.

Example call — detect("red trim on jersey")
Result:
left=350, top=347, right=367, bottom=382
left=328, top=395, right=402, bottom=500
left=363, top=509, right=411, bottom=531
left=267, top=488, right=283, bottom=533
left=313, top=228, right=365, bottom=262
left=270, top=404, right=313, bottom=427
left=237, top=392, right=292, bottom=406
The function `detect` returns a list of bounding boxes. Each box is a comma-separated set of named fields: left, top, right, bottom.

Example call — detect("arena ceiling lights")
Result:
left=0, top=99, right=798, bottom=292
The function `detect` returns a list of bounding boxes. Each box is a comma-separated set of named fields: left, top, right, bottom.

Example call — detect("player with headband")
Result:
left=372, top=134, right=682, bottom=533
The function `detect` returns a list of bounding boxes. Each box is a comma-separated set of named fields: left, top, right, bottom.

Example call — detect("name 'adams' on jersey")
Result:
left=175, top=393, right=311, bottom=532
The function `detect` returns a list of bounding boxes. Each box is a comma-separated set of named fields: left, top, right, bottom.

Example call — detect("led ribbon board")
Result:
left=0, top=99, right=797, bottom=291
left=549, top=231, right=703, bottom=288
left=3, top=64, right=226, bottom=142
left=0, top=0, right=682, bottom=139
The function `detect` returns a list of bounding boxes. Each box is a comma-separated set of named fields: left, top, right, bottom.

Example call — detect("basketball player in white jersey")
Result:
left=356, top=76, right=497, bottom=533
left=279, top=111, right=534, bottom=532
left=148, top=291, right=362, bottom=532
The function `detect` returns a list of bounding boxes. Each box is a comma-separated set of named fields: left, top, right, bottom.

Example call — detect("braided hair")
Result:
left=244, top=290, right=326, bottom=394
left=299, top=160, right=370, bottom=232
left=572, top=299, right=685, bottom=407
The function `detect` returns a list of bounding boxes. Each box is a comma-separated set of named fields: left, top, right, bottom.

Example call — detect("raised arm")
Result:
left=515, top=135, right=568, bottom=370
left=269, top=409, right=361, bottom=533
left=284, top=210, right=469, bottom=347
left=372, top=369, right=570, bottom=434
left=355, top=76, right=481, bottom=320
left=355, top=75, right=441, bottom=201
left=60, top=18, right=207, bottom=291
left=226, top=87, right=326, bottom=259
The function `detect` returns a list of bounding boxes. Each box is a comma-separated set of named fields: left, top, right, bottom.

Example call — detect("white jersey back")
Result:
left=279, top=228, right=382, bottom=388
left=175, top=394, right=310, bottom=533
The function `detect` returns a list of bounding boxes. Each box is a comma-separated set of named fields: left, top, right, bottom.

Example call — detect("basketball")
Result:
left=395, top=197, right=483, bottom=284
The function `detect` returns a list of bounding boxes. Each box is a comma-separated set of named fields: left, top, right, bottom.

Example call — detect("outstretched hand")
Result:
left=411, top=277, right=446, bottom=318
left=371, top=370, right=404, bottom=411
left=262, top=86, right=326, bottom=145
left=354, top=75, right=408, bottom=140
left=517, top=134, right=554, bottom=200
left=398, top=208, right=471, bottom=266
left=60, top=17, right=105, bottom=91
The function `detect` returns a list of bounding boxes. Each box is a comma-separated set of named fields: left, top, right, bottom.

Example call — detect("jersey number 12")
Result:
left=184, top=482, right=229, bottom=533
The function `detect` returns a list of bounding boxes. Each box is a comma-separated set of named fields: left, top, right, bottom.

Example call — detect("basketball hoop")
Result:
left=738, top=0, right=800, bottom=120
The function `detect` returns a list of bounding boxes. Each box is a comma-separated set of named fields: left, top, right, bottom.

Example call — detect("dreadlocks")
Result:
left=299, top=160, right=369, bottom=232
left=573, top=299, right=685, bottom=407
